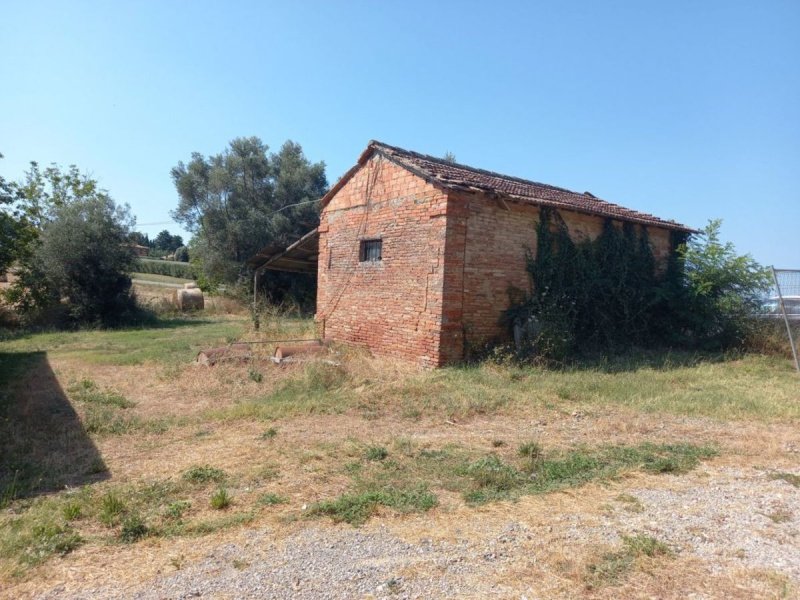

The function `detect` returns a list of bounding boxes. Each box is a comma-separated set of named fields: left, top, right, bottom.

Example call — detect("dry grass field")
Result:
left=1, top=301, right=799, bottom=598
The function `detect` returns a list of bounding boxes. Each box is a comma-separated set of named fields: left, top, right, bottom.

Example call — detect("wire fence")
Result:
left=771, top=268, right=800, bottom=372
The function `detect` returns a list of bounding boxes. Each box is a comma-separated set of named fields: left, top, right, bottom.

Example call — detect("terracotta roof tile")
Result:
left=369, top=140, right=693, bottom=232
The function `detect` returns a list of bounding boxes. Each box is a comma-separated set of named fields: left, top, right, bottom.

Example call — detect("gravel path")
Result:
left=40, top=466, right=800, bottom=599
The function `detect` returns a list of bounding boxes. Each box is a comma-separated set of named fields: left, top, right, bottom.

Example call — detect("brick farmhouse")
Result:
left=253, top=141, right=693, bottom=367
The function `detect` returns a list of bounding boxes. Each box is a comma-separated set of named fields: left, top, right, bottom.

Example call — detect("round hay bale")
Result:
left=184, top=282, right=198, bottom=289
left=172, top=287, right=204, bottom=311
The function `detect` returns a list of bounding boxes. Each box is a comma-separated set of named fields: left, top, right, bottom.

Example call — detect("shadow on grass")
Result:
left=0, top=351, right=108, bottom=503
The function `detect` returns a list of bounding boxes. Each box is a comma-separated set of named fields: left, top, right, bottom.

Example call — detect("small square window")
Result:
left=359, top=239, right=382, bottom=262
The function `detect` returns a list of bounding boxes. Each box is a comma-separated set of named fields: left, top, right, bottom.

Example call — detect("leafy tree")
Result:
left=0, top=153, right=24, bottom=275
left=129, top=231, right=152, bottom=248
left=679, top=219, right=771, bottom=348
left=4, top=163, right=137, bottom=325
left=171, top=137, right=327, bottom=289
left=154, top=229, right=183, bottom=253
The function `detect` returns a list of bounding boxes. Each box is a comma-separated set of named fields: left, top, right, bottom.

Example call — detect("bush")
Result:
left=679, top=220, right=771, bottom=349
left=507, top=212, right=770, bottom=358
left=173, top=246, right=190, bottom=262
left=6, top=195, right=140, bottom=326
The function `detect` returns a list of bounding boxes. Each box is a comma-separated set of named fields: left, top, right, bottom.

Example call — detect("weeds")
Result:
left=20, top=523, right=83, bottom=566
left=615, top=493, right=645, bottom=513
left=99, top=492, right=126, bottom=526
left=765, top=508, right=792, bottom=524
left=260, top=427, right=278, bottom=440
left=307, top=485, right=437, bottom=526
left=62, top=501, right=83, bottom=521
left=120, top=514, right=148, bottom=542
left=69, top=379, right=136, bottom=409
left=365, top=446, right=389, bottom=461
left=586, top=534, right=671, bottom=588
left=770, top=472, right=800, bottom=487
left=183, top=465, right=227, bottom=485
left=165, top=500, right=191, bottom=519
left=210, top=488, right=231, bottom=510
left=258, top=493, right=287, bottom=506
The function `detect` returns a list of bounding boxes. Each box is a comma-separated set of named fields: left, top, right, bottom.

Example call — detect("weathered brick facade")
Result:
left=315, top=142, right=686, bottom=367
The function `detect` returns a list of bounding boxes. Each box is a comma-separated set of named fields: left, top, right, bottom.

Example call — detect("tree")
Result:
left=129, top=231, right=152, bottom=248
left=679, top=219, right=771, bottom=348
left=171, top=137, right=327, bottom=288
left=154, top=229, right=183, bottom=253
left=0, top=153, right=24, bottom=275
left=4, top=163, right=137, bottom=325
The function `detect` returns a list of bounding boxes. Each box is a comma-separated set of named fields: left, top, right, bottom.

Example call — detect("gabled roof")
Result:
left=321, top=140, right=694, bottom=233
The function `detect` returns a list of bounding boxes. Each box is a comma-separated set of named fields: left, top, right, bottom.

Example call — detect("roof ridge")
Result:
left=369, top=140, right=589, bottom=198
left=359, top=140, right=693, bottom=232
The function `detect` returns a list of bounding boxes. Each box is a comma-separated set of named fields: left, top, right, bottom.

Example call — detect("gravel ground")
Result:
left=38, top=466, right=800, bottom=599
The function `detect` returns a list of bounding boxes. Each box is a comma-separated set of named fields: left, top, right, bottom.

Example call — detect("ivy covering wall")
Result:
left=506, top=208, right=689, bottom=359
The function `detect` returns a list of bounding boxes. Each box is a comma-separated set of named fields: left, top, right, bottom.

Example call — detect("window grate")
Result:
left=359, top=239, right=382, bottom=262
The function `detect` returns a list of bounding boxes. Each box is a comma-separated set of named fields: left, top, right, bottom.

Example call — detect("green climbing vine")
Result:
left=507, top=208, right=676, bottom=359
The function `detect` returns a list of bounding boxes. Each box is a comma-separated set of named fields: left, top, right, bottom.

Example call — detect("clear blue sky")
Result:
left=1, top=1, right=798, bottom=266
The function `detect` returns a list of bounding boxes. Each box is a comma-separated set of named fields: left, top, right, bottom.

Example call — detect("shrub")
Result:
left=210, top=488, right=231, bottom=510
left=173, top=246, right=190, bottom=262
left=10, top=195, right=140, bottom=326
left=507, top=211, right=771, bottom=358
left=120, top=514, right=148, bottom=542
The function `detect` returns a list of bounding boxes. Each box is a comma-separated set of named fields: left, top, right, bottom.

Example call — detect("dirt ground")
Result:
left=1, top=318, right=799, bottom=599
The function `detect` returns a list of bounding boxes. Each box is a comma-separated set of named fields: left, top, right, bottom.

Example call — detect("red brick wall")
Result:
left=317, top=156, right=675, bottom=367
left=316, top=155, right=451, bottom=367
left=443, top=191, right=674, bottom=359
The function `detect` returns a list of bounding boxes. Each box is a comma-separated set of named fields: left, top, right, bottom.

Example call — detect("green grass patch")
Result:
left=119, top=513, right=149, bottom=542
left=68, top=379, right=136, bottom=409
left=307, top=485, right=437, bottom=526
left=258, top=493, right=287, bottom=506
left=464, top=442, right=717, bottom=504
left=208, top=362, right=352, bottom=421
left=183, top=465, right=227, bottom=485
left=393, top=353, right=800, bottom=422
left=320, top=439, right=716, bottom=523
left=1, top=317, right=245, bottom=366
left=586, top=534, right=672, bottom=588
left=365, top=446, right=389, bottom=461
left=180, top=511, right=255, bottom=536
